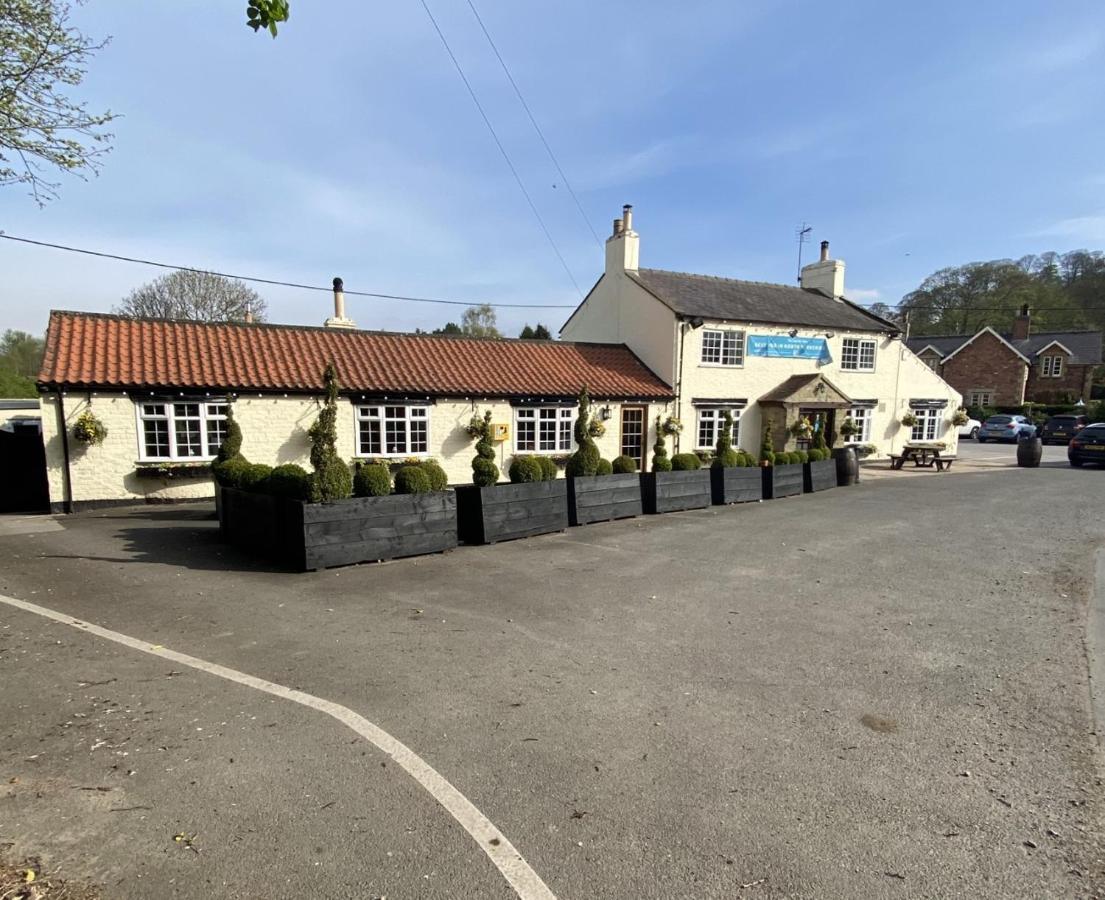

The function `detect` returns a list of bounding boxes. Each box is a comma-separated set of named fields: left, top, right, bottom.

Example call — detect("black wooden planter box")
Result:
left=568, top=473, right=643, bottom=525
left=455, top=479, right=568, bottom=544
left=762, top=464, right=803, bottom=500
left=219, top=486, right=457, bottom=570
left=803, top=459, right=838, bottom=493
left=710, top=466, right=764, bottom=504
left=641, top=469, right=712, bottom=514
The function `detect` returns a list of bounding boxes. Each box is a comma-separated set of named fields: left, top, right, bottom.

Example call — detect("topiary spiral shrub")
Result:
left=308, top=363, right=353, bottom=502
left=565, top=388, right=600, bottom=477
left=217, top=405, right=243, bottom=462
left=214, top=455, right=251, bottom=488
left=269, top=463, right=312, bottom=500
left=671, top=452, right=701, bottom=470
left=595, top=458, right=613, bottom=476
left=353, top=462, right=392, bottom=497
left=652, top=416, right=672, bottom=472
left=471, top=410, right=499, bottom=487
left=612, top=455, right=637, bottom=474
left=536, top=456, right=558, bottom=481
left=420, top=460, right=448, bottom=491
left=508, top=455, right=544, bottom=484
left=759, top=423, right=775, bottom=466
left=711, top=410, right=739, bottom=469
left=394, top=465, right=432, bottom=494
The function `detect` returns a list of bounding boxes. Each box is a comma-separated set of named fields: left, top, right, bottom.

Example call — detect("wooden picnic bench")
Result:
left=890, top=443, right=955, bottom=472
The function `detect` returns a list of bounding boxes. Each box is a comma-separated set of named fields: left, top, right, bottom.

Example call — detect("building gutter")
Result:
left=54, top=386, right=73, bottom=513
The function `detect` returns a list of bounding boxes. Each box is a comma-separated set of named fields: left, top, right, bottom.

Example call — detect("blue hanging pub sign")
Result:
left=747, top=335, right=832, bottom=364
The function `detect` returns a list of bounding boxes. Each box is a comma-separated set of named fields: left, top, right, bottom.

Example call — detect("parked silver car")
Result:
left=977, top=414, right=1037, bottom=443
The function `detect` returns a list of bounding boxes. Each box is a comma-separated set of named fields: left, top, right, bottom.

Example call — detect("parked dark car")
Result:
left=1068, top=424, right=1105, bottom=467
left=1040, top=414, right=1090, bottom=445
left=977, top=414, right=1036, bottom=443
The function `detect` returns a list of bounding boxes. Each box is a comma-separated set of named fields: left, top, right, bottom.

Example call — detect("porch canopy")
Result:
left=758, top=374, right=852, bottom=451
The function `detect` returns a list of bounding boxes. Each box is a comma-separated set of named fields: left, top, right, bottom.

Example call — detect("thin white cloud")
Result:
left=1034, top=214, right=1105, bottom=244
left=848, top=288, right=881, bottom=303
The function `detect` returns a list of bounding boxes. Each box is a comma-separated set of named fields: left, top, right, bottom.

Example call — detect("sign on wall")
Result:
left=747, top=335, right=832, bottom=364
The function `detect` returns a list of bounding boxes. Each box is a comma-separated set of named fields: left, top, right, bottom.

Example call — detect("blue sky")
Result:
left=2, top=1, right=1103, bottom=338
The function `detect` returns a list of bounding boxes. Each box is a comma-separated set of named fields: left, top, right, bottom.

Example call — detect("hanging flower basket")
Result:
left=839, top=416, right=860, bottom=438
left=951, top=408, right=970, bottom=427
left=73, top=409, right=108, bottom=446
left=660, top=416, right=683, bottom=436
left=789, top=417, right=813, bottom=439
left=587, top=418, right=606, bottom=439
left=900, top=412, right=918, bottom=427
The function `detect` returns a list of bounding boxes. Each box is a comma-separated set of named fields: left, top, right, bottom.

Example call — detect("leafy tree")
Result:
left=307, top=363, right=353, bottom=502
left=0, top=330, right=42, bottom=398
left=1, top=1, right=116, bottom=205
left=246, top=0, right=289, bottom=37
left=565, top=388, right=600, bottom=476
left=115, top=270, right=266, bottom=322
left=518, top=325, right=536, bottom=339
left=533, top=324, right=552, bottom=340
left=432, top=322, right=463, bottom=335
left=461, top=304, right=501, bottom=338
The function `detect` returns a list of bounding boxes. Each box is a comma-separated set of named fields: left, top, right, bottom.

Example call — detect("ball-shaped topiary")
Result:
left=796, top=450, right=809, bottom=464
left=471, top=410, right=500, bottom=487
left=308, top=363, right=354, bottom=502
left=565, top=388, right=600, bottom=477
left=394, top=465, right=432, bottom=494
left=269, top=463, right=312, bottom=500
left=536, top=455, right=558, bottom=481
left=214, top=455, right=251, bottom=488
left=420, top=460, right=448, bottom=492
left=671, top=452, right=701, bottom=470
left=652, top=416, right=672, bottom=471
left=595, top=458, right=613, bottom=476
left=508, top=454, right=544, bottom=484
left=240, top=462, right=273, bottom=492
left=612, top=455, right=638, bottom=474
left=353, top=462, right=392, bottom=497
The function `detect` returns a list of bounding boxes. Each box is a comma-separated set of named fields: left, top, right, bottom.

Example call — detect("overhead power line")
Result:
left=0, top=233, right=577, bottom=309
left=418, top=0, right=584, bottom=297
left=464, top=0, right=602, bottom=248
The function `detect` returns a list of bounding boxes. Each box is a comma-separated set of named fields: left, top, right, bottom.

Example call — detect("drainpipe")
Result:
left=674, top=317, right=705, bottom=454
left=55, top=387, right=73, bottom=513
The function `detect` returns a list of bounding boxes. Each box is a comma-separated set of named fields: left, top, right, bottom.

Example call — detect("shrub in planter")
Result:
left=595, top=458, right=613, bottom=476
left=537, top=456, right=558, bottom=481
left=470, top=410, right=499, bottom=486
left=711, top=411, right=740, bottom=469
left=308, top=363, right=353, bottom=502
left=72, top=408, right=107, bottom=446
left=652, top=417, right=672, bottom=471
left=760, top=423, right=775, bottom=466
left=612, top=455, right=637, bottom=474
left=240, top=462, right=273, bottom=492
left=394, top=465, right=432, bottom=494
left=214, top=456, right=251, bottom=488
left=509, top=454, right=544, bottom=484
left=671, top=452, right=701, bottom=470
left=566, top=388, right=601, bottom=477
left=217, top=406, right=243, bottom=461
left=269, top=463, right=312, bottom=500
left=796, top=450, right=809, bottom=464
left=420, top=460, right=448, bottom=491
left=354, top=462, right=392, bottom=497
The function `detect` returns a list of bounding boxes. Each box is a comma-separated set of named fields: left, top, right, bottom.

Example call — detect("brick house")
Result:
left=907, top=306, right=1102, bottom=408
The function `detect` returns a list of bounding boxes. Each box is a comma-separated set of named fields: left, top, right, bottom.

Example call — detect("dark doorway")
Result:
left=620, top=406, right=646, bottom=471
left=797, top=408, right=837, bottom=450
left=0, top=427, right=49, bottom=512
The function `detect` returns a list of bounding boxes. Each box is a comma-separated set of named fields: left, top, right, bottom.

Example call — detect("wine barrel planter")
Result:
left=710, top=466, right=764, bottom=504
left=833, top=447, right=859, bottom=486
left=568, top=473, right=642, bottom=526
left=803, top=458, right=839, bottom=493
left=1017, top=436, right=1043, bottom=468
left=762, top=463, right=803, bottom=500
left=641, top=469, right=712, bottom=514
left=219, top=486, right=457, bottom=570
left=455, top=479, right=568, bottom=545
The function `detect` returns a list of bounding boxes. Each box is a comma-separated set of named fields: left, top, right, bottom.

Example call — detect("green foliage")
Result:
left=420, top=460, right=448, bottom=492
left=536, top=455, right=558, bottom=481
left=566, top=388, right=600, bottom=476
left=0, top=370, right=35, bottom=398
left=508, top=455, right=544, bottom=484
left=247, top=0, right=289, bottom=37
left=239, top=462, right=273, bottom=492
left=518, top=325, right=535, bottom=339
left=394, top=465, right=432, bottom=494
left=471, top=410, right=499, bottom=486
left=213, top=456, right=251, bottom=488
left=517, top=323, right=552, bottom=340
left=268, top=463, right=311, bottom=500
left=652, top=415, right=672, bottom=471
left=760, top=450, right=775, bottom=466
left=796, top=450, right=809, bottom=464
left=612, top=455, right=638, bottom=474
left=460, top=304, right=501, bottom=338
left=307, top=363, right=353, bottom=502
left=0, top=330, right=44, bottom=378
left=217, top=405, right=243, bottom=461
left=671, top=453, right=701, bottom=471
left=353, top=462, right=392, bottom=497
left=595, top=458, right=613, bottom=476
left=72, top=408, right=107, bottom=445
left=812, top=416, right=828, bottom=453
left=711, top=410, right=739, bottom=468
left=839, top=416, right=860, bottom=437
left=759, top=423, right=775, bottom=465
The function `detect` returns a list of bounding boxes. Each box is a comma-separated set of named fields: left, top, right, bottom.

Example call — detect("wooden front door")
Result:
left=620, top=406, right=646, bottom=471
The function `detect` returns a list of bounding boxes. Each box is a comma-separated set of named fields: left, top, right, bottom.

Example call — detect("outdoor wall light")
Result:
left=601, top=406, right=612, bottom=421
left=788, top=329, right=799, bottom=338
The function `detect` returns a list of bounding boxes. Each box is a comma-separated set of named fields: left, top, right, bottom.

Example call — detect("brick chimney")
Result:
left=1012, top=304, right=1031, bottom=341
left=605, top=203, right=639, bottom=274
left=800, top=240, right=846, bottom=299
left=324, top=276, right=357, bottom=329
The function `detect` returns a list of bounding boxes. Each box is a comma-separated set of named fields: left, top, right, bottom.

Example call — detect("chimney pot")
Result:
left=612, top=218, right=623, bottom=237
left=324, top=275, right=356, bottom=328
left=622, top=204, right=633, bottom=232
left=820, top=240, right=830, bottom=262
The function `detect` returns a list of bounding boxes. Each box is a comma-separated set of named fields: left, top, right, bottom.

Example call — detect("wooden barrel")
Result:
left=1016, top=436, right=1042, bottom=468
left=833, top=447, right=858, bottom=485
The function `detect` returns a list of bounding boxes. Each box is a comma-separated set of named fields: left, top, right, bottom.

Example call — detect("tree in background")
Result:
left=115, top=271, right=266, bottom=322
left=246, top=0, right=289, bottom=36
left=460, top=304, right=501, bottom=338
left=1, top=1, right=116, bottom=205
left=431, top=322, right=463, bottom=335
left=519, top=323, right=553, bottom=339
left=0, top=330, right=44, bottom=398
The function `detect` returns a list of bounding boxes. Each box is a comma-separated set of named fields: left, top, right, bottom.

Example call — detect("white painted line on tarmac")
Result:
left=0, top=592, right=557, bottom=900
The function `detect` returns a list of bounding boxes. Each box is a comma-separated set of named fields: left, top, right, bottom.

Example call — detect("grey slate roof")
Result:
left=628, top=268, right=898, bottom=333
left=907, top=330, right=1103, bottom=365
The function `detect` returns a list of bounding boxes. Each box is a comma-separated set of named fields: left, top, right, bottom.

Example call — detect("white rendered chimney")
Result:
left=800, top=240, right=845, bottom=299
left=605, top=203, right=639, bottom=274
left=324, top=276, right=357, bottom=329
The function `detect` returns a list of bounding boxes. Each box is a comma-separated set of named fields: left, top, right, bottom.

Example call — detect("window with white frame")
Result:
left=910, top=407, right=941, bottom=442
left=921, top=355, right=939, bottom=371
left=695, top=407, right=742, bottom=450
left=1040, top=355, right=1064, bottom=377
left=515, top=406, right=574, bottom=453
left=137, top=400, right=227, bottom=460
left=967, top=390, right=993, bottom=408
left=844, top=407, right=871, bottom=443
left=700, top=329, right=745, bottom=366
left=841, top=338, right=877, bottom=371
left=356, top=404, right=429, bottom=456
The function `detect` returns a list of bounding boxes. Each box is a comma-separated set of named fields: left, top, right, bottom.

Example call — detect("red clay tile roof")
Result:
left=38, top=311, right=673, bottom=400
